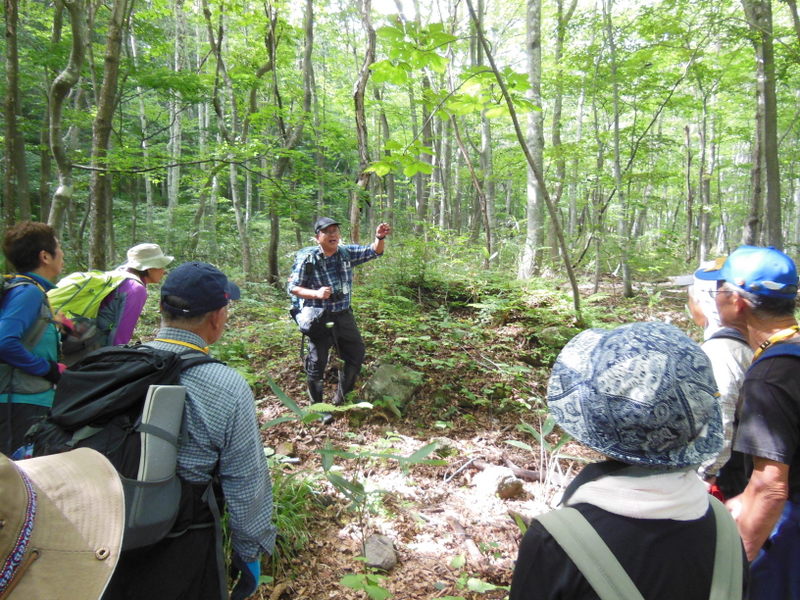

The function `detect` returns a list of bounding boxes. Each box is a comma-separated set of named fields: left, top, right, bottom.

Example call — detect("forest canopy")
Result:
left=1, top=0, right=798, bottom=291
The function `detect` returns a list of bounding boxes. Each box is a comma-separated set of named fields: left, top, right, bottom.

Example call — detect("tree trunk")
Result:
left=265, top=0, right=313, bottom=283
left=742, top=113, right=763, bottom=245
left=128, top=30, right=154, bottom=234
left=88, top=0, right=129, bottom=269
left=603, top=0, right=632, bottom=297
left=166, top=0, right=185, bottom=248
left=742, top=0, right=781, bottom=248
left=50, top=77, right=85, bottom=239
left=518, top=0, right=544, bottom=280
left=685, top=124, right=695, bottom=260
left=349, top=0, right=375, bottom=244
left=4, top=0, right=31, bottom=223
left=466, top=0, right=582, bottom=319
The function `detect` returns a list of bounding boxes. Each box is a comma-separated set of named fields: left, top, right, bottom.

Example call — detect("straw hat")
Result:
left=547, top=322, right=722, bottom=468
left=125, top=243, right=174, bottom=271
left=0, top=448, right=124, bottom=599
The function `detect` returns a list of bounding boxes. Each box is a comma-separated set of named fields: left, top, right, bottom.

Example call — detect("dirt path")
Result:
left=253, top=283, right=692, bottom=599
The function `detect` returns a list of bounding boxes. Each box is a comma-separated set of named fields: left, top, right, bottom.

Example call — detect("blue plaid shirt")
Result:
left=288, top=244, right=379, bottom=312
left=147, top=328, right=276, bottom=561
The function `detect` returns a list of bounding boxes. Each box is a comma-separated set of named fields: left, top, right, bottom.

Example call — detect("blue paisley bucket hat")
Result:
left=547, top=322, right=723, bottom=468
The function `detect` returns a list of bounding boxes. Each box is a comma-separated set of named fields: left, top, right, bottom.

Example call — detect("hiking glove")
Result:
left=43, top=360, right=62, bottom=384
left=230, top=552, right=260, bottom=600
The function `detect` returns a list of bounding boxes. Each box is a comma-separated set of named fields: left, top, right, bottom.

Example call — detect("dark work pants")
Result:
left=102, top=527, right=222, bottom=600
left=1, top=401, right=48, bottom=456
left=305, top=309, right=365, bottom=398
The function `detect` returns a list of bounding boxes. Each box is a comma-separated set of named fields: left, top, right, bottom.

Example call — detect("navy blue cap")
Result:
left=160, top=262, right=241, bottom=316
left=314, top=217, right=341, bottom=234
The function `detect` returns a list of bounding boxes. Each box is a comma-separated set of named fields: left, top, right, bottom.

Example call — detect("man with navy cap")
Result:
left=288, top=217, right=391, bottom=413
left=695, top=245, right=800, bottom=599
left=104, top=262, right=275, bottom=600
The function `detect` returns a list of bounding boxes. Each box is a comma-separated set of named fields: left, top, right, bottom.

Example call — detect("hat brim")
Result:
left=10, top=449, right=124, bottom=599
left=314, top=220, right=341, bottom=233
left=226, top=281, right=241, bottom=301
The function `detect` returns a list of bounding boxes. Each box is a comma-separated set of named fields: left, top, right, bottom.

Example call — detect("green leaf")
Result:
left=366, top=161, right=393, bottom=177
left=484, top=106, right=508, bottom=119
left=504, top=439, right=534, bottom=452
left=340, top=574, right=365, bottom=589
left=449, top=554, right=466, bottom=569
left=266, top=376, right=305, bottom=418
left=466, top=577, right=507, bottom=593
left=326, top=472, right=366, bottom=501
left=364, top=584, right=392, bottom=600
left=406, top=442, right=438, bottom=463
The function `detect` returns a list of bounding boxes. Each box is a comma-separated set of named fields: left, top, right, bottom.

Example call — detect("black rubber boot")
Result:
left=307, top=378, right=324, bottom=403
left=308, top=378, right=333, bottom=424
left=332, top=363, right=361, bottom=406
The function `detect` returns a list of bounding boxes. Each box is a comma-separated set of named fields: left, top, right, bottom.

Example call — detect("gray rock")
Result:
left=496, top=475, right=524, bottom=499
left=363, top=534, right=397, bottom=571
left=363, top=363, right=424, bottom=417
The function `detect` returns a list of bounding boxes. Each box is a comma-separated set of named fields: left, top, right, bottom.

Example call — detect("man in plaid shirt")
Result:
left=288, top=217, right=391, bottom=410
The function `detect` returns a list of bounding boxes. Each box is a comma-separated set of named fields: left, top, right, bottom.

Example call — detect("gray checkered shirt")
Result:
left=148, top=327, right=276, bottom=560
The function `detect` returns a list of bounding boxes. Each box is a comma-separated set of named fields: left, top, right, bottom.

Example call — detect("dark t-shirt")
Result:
left=734, top=354, right=800, bottom=498
left=509, top=503, right=746, bottom=600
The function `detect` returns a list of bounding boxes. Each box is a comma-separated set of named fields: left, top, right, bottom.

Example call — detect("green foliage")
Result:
left=340, top=572, right=392, bottom=600
left=268, top=459, right=320, bottom=575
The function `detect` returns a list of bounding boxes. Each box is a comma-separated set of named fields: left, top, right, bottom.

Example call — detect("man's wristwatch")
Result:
left=376, top=235, right=385, bottom=240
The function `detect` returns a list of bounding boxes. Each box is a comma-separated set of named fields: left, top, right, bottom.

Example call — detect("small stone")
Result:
left=275, top=442, right=295, bottom=457
left=496, top=475, right=524, bottom=499
left=363, top=534, right=397, bottom=571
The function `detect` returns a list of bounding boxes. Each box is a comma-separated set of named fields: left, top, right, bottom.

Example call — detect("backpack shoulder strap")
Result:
left=3, top=275, right=51, bottom=351
left=535, top=508, right=645, bottom=600
left=709, top=497, right=743, bottom=600
left=178, top=350, right=223, bottom=371
left=708, top=327, right=749, bottom=346
left=751, top=339, right=800, bottom=368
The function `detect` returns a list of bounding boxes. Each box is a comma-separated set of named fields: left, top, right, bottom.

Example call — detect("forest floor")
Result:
left=205, top=272, right=698, bottom=600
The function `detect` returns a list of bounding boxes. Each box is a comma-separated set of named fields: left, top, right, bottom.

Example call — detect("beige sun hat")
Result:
left=0, top=448, right=125, bottom=599
left=125, top=243, right=174, bottom=271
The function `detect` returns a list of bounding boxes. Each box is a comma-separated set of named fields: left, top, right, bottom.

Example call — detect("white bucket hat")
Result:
left=0, top=448, right=125, bottom=599
left=125, top=243, right=173, bottom=271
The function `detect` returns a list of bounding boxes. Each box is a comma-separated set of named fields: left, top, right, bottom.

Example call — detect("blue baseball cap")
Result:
left=161, top=262, right=241, bottom=316
left=547, top=322, right=722, bottom=468
left=694, top=245, right=798, bottom=298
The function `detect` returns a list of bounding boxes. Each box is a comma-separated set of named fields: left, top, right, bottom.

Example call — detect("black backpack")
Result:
left=28, top=344, right=220, bottom=550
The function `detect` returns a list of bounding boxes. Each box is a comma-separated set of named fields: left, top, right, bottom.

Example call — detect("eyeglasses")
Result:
left=706, top=287, right=733, bottom=298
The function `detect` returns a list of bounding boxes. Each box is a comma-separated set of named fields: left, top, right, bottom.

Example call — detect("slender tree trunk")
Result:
left=742, top=0, right=781, bottom=248
left=743, top=119, right=763, bottom=245
left=518, top=0, right=544, bottom=279
left=374, top=86, right=395, bottom=225
left=698, top=96, right=711, bottom=262
left=685, top=124, right=695, bottom=260
left=128, top=31, right=154, bottom=234
left=349, top=0, right=375, bottom=244
left=265, top=0, right=313, bottom=283
left=603, top=0, right=632, bottom=297
left=4, top=0, right=31, bottom=222
left=88, top=0, right=130, bottom=269
left=166, top=0, right=185, bottom=248
left=466, top=0, right=582, bottom=318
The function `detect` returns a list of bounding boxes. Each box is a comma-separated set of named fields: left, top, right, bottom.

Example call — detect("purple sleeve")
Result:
left=0, top=285, right=50, bottom=375
left=107, top=279, right=148, bottom=345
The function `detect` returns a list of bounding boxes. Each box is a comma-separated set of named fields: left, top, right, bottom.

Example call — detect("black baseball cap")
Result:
left=314, top=217, right=341, bottom=234
left=161, top=262, right=241, bottom=316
